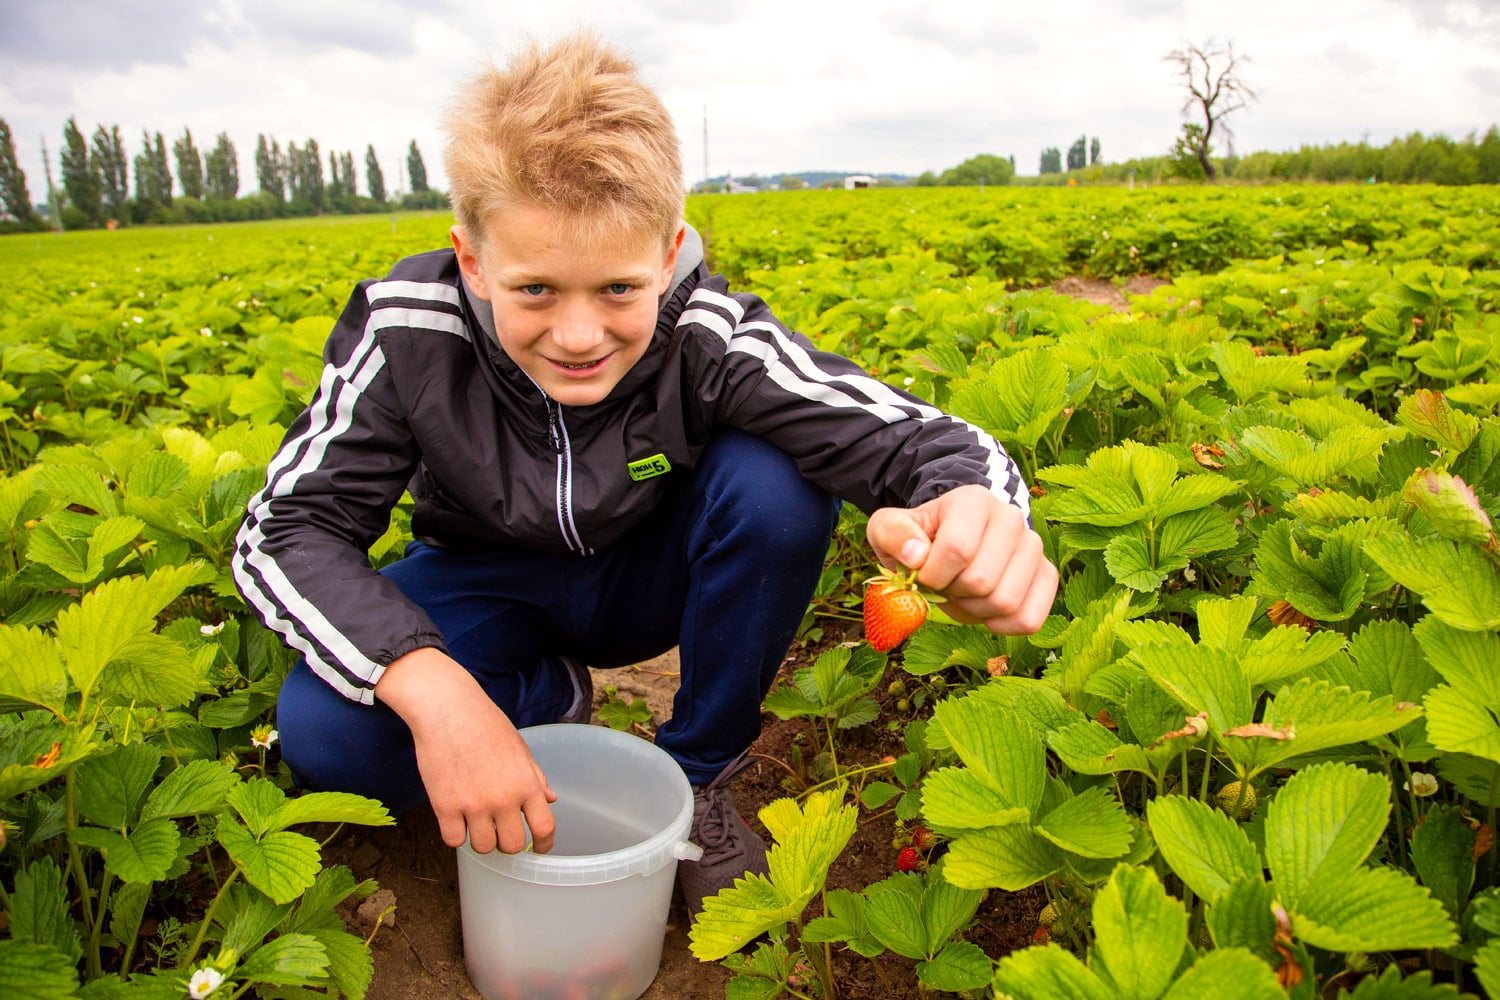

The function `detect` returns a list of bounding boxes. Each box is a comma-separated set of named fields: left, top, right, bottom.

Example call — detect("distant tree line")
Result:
left=0, top=116, right=447, bottom=232
left=1040, top=127, right=1500, bottom=188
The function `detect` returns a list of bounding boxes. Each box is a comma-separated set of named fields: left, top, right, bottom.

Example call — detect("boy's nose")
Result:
left=551, top=302, right=605, bottom=354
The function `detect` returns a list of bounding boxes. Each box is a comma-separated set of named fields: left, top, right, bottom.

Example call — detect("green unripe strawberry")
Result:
left=1216, top=780, right=1258, bottom=819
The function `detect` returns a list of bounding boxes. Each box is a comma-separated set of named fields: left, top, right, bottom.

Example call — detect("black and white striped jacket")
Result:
left=232, top=234, right=1030, bottom=704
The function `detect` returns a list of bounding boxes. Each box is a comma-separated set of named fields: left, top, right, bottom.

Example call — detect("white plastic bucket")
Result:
left=456, top=724, right=703, bottom=1000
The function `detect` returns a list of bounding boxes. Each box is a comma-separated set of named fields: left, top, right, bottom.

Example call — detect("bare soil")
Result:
left=1049, top=273, right=1170, bottom=310
left=322, top=629, right=1044, bottom=1000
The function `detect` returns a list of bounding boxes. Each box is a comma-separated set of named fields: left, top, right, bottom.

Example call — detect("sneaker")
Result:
left=555, top=656, right=593, bottom=725
left=677, top=752, right=769, bottom=919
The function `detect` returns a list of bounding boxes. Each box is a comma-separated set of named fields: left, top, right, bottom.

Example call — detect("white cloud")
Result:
left=1, top=0, right=1496, bottom=199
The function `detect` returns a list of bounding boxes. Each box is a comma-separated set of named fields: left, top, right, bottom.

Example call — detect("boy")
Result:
left=232, top=33, right=1057, bottom=918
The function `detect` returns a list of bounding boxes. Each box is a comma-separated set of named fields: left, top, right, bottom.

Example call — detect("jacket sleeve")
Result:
left=681, top=279, right=1032, bottom=520
left=231, top=282, right=445, bottom=705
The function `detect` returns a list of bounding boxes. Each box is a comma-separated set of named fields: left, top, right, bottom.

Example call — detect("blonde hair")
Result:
left=443, top=34, right=684, bottom=251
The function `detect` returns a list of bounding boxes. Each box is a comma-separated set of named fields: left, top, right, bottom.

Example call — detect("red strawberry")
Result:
left=864, top=576, right=929, bottom=653
left=910, top=825, right=936, bottom=851
left=896, top=846, right=921, bottom=871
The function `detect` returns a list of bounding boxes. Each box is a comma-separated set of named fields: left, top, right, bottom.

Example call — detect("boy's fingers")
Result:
left=446, top=808, right=485, bottom=852
left=866, top=508, right=931, bottom=572
left=984, top=548, right=1059, bottom=635
left=523, top=796, right=557, bottom=855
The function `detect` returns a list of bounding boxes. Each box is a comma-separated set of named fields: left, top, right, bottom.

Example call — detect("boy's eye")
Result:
left=520, top=284, right=548, bottom=296
left=606, top=283, right=633, bottom=295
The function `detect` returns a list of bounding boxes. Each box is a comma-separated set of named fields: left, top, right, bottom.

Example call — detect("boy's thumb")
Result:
left=870, top=508, right=931, bottom=570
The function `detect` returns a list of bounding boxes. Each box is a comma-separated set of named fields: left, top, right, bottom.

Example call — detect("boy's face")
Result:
left=453, top=205, right=683, bottom=407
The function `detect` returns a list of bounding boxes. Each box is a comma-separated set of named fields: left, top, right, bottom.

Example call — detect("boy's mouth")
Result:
left=551, top=355, right=610, bottom=373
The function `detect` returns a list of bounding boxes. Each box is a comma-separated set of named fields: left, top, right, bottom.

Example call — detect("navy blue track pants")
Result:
left=275, top=430, right=841, bottom=814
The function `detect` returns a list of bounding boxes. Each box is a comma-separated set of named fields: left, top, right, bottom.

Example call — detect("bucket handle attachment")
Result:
left=674, top=840, right=705, bottom=862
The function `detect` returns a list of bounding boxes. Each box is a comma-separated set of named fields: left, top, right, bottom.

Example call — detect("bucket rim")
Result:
left=456, top=723, right=695, bottom=884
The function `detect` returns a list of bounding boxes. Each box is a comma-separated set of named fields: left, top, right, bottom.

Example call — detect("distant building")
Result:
left=725, top=172, right=759, bottom=194
left=844, top=174, right=877, bottom=189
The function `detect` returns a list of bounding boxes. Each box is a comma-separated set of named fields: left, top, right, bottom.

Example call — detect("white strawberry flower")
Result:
left=1405, top=772, right=1438, bottom=797
left=188, top=967, right=224, bottom=998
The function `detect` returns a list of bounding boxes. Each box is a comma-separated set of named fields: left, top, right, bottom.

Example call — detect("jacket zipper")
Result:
left=545, top=399, right=589, bottom=554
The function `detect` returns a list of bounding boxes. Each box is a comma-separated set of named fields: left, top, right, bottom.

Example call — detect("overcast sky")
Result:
left=2, top=0, right=1498, bottom=199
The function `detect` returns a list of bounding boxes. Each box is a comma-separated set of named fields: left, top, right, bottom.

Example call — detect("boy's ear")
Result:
left=450, top=225, right=492, bottom=301
left=657, top=224, right=686, bottom=293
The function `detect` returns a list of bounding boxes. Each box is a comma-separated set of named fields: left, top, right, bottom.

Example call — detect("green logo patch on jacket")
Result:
left=627, top=453, right=672, bottom=482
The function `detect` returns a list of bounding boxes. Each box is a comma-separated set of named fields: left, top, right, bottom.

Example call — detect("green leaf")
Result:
left=0, top=940, right=82, bottom=1000
left=53, top=562, right=212, bottom=700
left=1424, top=685, right=1500, bottom=765
left=1090, top=864, right=1189, bottom=1000
left=1048, top=721, right=1157, bottom=779
left=1409, top=805, right=1476, bottom=918
left=229, top=777, right=290, bottom=837
left=141, top=759, right=239, bottom=821
left=307, top=928, right=374, bottom=1000
left=9, top=858, right=81, bottom=962
left=70, top=818, right=180, bottom=884
left=1147, top=796, right=1262, bottom=904
left=1337, top=964, right=1467, bottom=998
left=1157, top=505, right=1239, bottom=562
left=802, top=888, right=882, bottom=957
left=1264, top=762, right=1390, bottom=912
left=1160, top=948, right=1284, bottom=1000
left=1477, top=940, right=1500, bottom=1000
left=73, top=742, right=161, bottom=829
left=1239, top=627, right=1347, bottom=688
left=930, top=693, right=1046, bottom=811
left=1154, top=473, right=1244, bottom=520
left=0, top=717, right=100, bottom=801
left=690, top=789, right=857, bottom=961
left=1364, top=534, right=1500, bottom=631
left=236, top=932, right=330, bottom=986
left=1396, top=389, right=1479, bottom=452
left=948, top=347, right=1070, bottom=451
left=1341, top=619, right=1439, bottom=703
left=943, top=825, right=1061, bottom=891
left=991, top=942, right=1110, bottom=999
left=0, top=624, right=67, bottom=715
left=1248, top=520, right=1367, bottom=623
left=1104, top=533, right=1168, bottom=591
left=1206, top=876, right=1278, bottom=961
left=1295, top=864, right=1457, bottom=951
left=917, top=940, right=993, bottom=993
left=221, top=896, right=295, bottom=959
left=863, top=875, right=927, bottom=959
left=95, top=633, right=206, bottom=710
left=268, top=791, right=393, bottom=832
left=107, top=881, right=150, bottom=954
left=24, top=515, right=142, bottom=586
left=217, top=817, right=323, bottom=905
left=1231, top=680, right=1422, bottom=775
left=920, top=766, right=1031, bottom=830
left=1033, top=786, right=1134, bottom=859
left=1135, top=642, right=1252, bottom=735
left=922, top=870, right=984, bottom=949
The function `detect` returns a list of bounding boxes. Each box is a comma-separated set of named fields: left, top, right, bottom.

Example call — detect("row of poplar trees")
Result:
left=0, top=116, right=434, bottom=230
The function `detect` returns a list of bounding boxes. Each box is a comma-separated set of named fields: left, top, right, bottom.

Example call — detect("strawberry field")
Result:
left=3, top=182, right=1499, bottom=999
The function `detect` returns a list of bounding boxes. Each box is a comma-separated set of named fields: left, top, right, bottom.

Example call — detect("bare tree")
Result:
left=1164, top=40, right=1256, bottom=181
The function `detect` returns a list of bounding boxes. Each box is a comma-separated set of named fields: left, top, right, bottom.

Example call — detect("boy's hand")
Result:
left=867, top=483, right=1057, bottom=635
left=374, top=648, right=558, bottom=854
